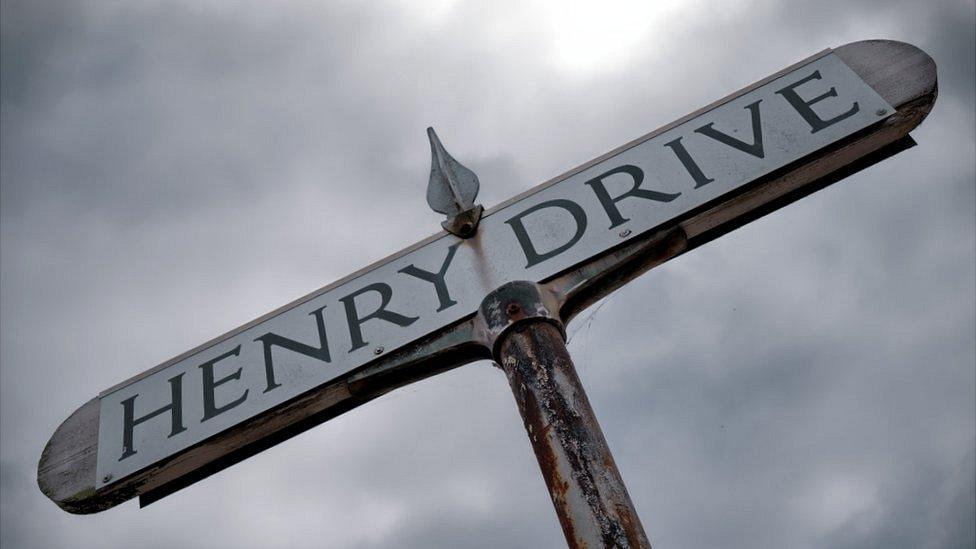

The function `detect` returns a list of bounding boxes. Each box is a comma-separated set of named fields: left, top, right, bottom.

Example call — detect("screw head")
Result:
left=373, top=346, right=384, bottom=355
left=102, top=474, right=113, bottom=483
left=618, top=229, right=632, bottom=238
left=876, top=108, right=888, bottom=116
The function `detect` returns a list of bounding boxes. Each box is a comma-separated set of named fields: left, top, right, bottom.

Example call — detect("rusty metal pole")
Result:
left=476, top=281, right=651, bottom=549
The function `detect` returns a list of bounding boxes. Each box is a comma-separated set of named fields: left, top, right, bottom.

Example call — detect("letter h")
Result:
left=118, top=373, right=187, bottom=461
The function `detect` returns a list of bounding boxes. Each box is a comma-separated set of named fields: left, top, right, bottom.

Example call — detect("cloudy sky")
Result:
left=2, top=1, right=973, bottom=548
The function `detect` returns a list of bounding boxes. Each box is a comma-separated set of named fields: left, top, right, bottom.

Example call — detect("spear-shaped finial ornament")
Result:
left=426, top=127, right=484, bottom=238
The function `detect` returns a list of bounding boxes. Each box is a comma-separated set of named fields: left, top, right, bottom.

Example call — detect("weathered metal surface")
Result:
left=39, top=40, right=937, bottom=515
left=441, top=204, right=485, bottom=239
left=479, top=281, right=651, bottom=548
left=426, top=126, right=481, bottom=216
left=426, top=127, right=484, bottom=237
left=473, top=280, right=563, bottom=356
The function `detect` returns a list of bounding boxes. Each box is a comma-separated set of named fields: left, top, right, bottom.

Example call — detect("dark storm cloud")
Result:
left=2, top=1, right=396, bottom=223
left=821, top=453, right=975, bottom=549
left=2, top=0, right=973, bottom=548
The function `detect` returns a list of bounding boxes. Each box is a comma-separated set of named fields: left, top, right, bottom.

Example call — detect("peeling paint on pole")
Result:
left=477, top=281, right=651, bottom=548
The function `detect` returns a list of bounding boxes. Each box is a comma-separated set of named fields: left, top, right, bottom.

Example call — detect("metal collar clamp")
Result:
left=474, top=280, right=565, bottom=361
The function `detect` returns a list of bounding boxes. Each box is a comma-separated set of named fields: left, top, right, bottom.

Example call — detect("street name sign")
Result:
left=39, top=40, right=936, bottom=515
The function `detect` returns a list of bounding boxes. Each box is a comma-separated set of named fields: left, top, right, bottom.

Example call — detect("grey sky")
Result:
left=2, top=1, right=973, bottom=548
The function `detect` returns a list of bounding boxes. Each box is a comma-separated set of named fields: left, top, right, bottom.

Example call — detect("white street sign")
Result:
left=39, top=40, right=936, bottom=514
left=94, top=51, right=892, bottom=487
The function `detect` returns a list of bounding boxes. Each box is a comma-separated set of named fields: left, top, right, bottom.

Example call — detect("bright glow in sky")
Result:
left=535, top=0, right=687, bottom=74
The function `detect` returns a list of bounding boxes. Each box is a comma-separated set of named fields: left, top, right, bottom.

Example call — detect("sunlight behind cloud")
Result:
left=534, top=0, right=684, bottom=74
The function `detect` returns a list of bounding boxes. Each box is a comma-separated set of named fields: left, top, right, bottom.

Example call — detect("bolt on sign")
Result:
left=40, top=40, right=936, bottom=523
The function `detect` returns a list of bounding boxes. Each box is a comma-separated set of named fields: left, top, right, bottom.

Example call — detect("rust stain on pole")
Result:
left=477, top=281, right=651, bottom=549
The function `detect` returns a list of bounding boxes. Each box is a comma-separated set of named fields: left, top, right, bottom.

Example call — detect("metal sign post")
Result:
left=477, top=281, right=651, bottom=547
left=39, top=39, right=936, bottom=547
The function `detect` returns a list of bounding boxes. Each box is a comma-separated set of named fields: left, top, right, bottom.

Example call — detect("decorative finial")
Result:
left=426, top=127, right=484, bottom=238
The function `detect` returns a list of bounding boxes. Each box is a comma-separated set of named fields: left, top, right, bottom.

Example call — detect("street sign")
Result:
left=39, top=40, right=936, bottom=515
